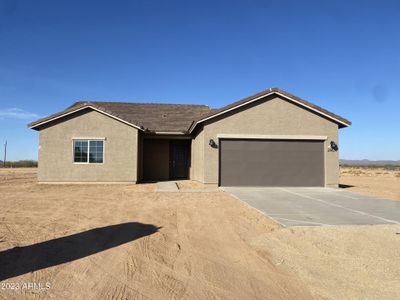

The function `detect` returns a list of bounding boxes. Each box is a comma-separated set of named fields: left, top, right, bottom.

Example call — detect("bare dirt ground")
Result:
left=0, top=169, right=310, bottom=300
left=254, top=224, right=400, bottom=299
left=1, top=169, right=399, bottom=299
left=340, top=166, right=400, bottom=201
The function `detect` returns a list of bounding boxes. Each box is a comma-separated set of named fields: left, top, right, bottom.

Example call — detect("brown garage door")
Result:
left=219, top=139, right=324, bottom=187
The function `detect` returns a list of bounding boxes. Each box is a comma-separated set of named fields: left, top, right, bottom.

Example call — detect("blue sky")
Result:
left=0, top=0, right=399, bottom=160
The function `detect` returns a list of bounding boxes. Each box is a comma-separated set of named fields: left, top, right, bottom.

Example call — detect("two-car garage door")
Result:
left=219, top=139, right=325, bottom=187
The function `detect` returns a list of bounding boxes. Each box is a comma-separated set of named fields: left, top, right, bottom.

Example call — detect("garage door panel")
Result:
left=220, top=139, right=324, bottom=187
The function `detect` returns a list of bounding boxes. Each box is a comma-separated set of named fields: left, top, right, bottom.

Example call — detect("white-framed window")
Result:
left=73, top=139, right=104, bottom=163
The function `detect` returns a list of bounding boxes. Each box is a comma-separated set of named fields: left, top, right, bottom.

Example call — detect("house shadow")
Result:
left=339, top=184, right=355, bottom=189
left=0, top=222, right=160, bottom=281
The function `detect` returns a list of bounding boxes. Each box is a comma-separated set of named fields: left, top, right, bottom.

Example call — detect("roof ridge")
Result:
left=79, top=100, right=210, bottom=108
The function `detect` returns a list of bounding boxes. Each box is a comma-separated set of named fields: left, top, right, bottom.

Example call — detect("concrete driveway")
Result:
left=223, top=187, right=400, bottom=226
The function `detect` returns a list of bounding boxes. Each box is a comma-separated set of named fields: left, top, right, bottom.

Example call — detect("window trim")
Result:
left=72, top=138, right=105, bottom=164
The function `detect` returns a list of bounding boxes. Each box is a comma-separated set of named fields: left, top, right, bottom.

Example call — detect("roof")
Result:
left=188, top=87, right=351, bottom=131
left=28, top=88, right=351, bottom=132
left=29, top=101, right=212, bottom=133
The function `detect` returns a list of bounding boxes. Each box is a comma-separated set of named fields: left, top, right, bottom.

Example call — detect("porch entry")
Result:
left=142, top=138, right=190, bottom=181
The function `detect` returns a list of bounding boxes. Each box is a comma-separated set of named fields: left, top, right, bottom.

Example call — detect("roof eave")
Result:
left=153, top=131, right=188, bottom=135
left=189, top=89, right=351, bottom=133
left=28, top=105, right=144, bottom=131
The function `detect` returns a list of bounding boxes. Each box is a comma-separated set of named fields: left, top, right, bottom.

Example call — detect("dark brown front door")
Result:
left=170, top=140, right=190, bottom=179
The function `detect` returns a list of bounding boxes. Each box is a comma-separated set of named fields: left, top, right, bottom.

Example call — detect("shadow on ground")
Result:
left=0, top=222, right=160, bottom=281
left=339, top=184, right=355, bottom=188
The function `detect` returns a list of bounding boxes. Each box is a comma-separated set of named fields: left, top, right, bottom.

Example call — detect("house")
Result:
left=28, top=88, right=351, bottom=187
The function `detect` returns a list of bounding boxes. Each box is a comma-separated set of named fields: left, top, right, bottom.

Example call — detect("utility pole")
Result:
left=3, top=140, right=6, bottom=168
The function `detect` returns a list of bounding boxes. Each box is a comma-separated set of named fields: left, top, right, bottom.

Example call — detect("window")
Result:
left=73, top=139, right=104, bottom=163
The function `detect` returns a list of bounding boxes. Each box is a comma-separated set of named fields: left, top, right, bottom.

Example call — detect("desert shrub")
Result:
left=0, top=160, right=38, bottom=168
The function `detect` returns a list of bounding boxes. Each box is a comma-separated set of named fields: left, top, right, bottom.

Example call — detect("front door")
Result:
left=170, top=140, right=190, bottom=179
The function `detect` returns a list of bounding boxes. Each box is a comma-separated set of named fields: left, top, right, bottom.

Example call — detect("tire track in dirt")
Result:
left=89, top=257, right=153, bottom=300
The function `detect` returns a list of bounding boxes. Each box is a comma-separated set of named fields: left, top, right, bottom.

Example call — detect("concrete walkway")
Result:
left=178, top=188, right=220, bottom=193
left=156, top=181, right=179, bottom=192
left=156, top=181, right=220, bottom=193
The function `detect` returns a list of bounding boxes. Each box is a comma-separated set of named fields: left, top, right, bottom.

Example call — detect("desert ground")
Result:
left=0, top=168, right=399, bottom=299
left=340, top=166, right=400, bottom=201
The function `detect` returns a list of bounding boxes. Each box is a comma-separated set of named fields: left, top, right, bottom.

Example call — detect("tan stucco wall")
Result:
left=193, top=96, right=340, bottom=187
left=190, top=127, right=205, bottom=182
left=38, top=110, right=138, bottom=182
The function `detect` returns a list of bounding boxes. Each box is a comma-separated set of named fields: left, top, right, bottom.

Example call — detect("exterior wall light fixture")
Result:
left=209, top=139, right=218, bottom=148
left=329, top=141, right=339, bottom=152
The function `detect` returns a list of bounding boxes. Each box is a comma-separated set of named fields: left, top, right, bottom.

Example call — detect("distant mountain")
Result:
left=340, top=159, right=400, bottom=166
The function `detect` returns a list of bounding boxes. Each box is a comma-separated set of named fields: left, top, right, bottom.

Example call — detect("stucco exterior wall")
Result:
left=190, top=127, right=205, bottom=182
left=196, top=96, right=339, bottom=187
left=38, top=110, right=138, bottom=182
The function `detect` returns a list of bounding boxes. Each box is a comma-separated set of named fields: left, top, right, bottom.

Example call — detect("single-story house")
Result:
left=28, top=87, right=351, bottom=187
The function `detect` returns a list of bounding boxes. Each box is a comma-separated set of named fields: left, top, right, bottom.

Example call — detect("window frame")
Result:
left=72, top=138, right=105, bottom=164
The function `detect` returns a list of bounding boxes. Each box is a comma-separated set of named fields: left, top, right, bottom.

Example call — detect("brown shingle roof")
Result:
left=190, top=87, right=352, bottom=131
left=29, top=101, right=212, bottom=132
left=28, top=88, right=351, bottom=132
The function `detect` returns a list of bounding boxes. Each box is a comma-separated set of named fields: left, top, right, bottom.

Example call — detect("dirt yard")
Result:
left=340, top=166, right=400, bottom=201
left=0, top=169, right=399, bottom=299
left=0, top=169, right=309, bottom=300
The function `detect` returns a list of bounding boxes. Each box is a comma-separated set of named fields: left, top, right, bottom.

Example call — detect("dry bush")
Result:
left=341, top=166, right=400, bottom=178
